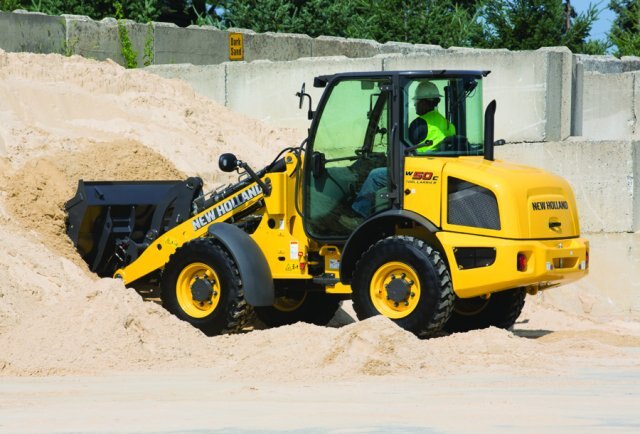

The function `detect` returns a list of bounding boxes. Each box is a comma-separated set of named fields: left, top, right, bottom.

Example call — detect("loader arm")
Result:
left=113, top=182, right=265, bottom=285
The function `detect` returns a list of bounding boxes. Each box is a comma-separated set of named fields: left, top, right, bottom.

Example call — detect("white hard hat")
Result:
left=413, top=81, right=442, bottom=100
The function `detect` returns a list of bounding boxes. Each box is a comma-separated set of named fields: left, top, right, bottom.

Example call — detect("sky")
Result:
left=572, top=0, right=616, bottom=41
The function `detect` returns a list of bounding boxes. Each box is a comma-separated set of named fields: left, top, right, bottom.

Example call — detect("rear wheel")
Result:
left=444, top=287, right=526, bottom=333
left=352, top=236, right=454, bottom=338
left=160, top=238, right=252, bottom=336
left=254, top=281, right=341, bottom=327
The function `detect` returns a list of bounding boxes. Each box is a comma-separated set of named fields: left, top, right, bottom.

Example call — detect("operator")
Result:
left=350, top=81, right=455, bottom=219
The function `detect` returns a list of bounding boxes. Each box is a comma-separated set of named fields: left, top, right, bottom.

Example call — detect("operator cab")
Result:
left=302, top=71, right=490, bottom=241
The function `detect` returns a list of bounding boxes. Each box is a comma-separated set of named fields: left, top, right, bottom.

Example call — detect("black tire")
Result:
left=444, top=287, right=526, bottom=333
left=160, top=238, right=252, bottom=336
left=351, top=236, right=454, bottom=338
left=254, top=281, right=341, bottom=327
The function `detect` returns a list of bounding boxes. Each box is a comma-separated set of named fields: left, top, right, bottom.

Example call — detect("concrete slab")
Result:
left=0, top=11, right=64, bottom=54
left=228, top=29, right=312, bottom=62
left=153, top=23, right=227, bottom=65
left=225, top=56, right=384, bottom=130
left=311, top=36, right=380, bottom=58
left=496, top=140, right=639, bottom=233
left=383, top=48, right=571, bottom=142
left=581, top=72, right=635, bottom=140
left=64, top=16, right=149, bottom=67
left=635, top=72, right=640, bottom=139
left=380, top=41, right=443, bottom=55
left=576, top=54, right=640, bottom=73
left=145, top=64, right=226, bottom=105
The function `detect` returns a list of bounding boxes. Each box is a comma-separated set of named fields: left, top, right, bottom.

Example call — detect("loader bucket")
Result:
left=65, top=178, right=203, bottom=277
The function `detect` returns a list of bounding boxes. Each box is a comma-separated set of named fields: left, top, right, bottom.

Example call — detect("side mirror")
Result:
left=295, top=82, right=314, bottom=120
left=219, top=153, right=238, bottom=172
left=297, top=83, right=306, bottom=109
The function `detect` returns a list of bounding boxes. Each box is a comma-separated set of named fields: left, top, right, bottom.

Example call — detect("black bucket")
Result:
left=65, top=178, right=202, bottom=277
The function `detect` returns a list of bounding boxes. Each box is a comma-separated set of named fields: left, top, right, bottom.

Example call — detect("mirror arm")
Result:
left=238, top=161, right=271, bottom=197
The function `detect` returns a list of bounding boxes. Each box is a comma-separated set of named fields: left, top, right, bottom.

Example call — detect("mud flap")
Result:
left=207, top=223, right=275, bottom=307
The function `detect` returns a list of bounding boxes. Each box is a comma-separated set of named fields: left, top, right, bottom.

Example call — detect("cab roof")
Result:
left=313, top=70, right=491, bottom=88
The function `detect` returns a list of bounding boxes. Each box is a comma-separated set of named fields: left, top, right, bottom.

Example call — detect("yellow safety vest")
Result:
left=416, top=110, right=456, bottom=154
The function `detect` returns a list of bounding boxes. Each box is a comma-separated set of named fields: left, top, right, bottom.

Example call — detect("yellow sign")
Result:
left=229, top=33, right=244, bottom=61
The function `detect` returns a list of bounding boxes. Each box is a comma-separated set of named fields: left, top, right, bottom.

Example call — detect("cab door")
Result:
left=304, top=78, right=391, bottom=239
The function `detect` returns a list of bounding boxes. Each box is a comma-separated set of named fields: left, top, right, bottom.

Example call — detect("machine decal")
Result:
left=405, top=171, right=439, bottom=184
left=290, top=241, right=299, bottom=260
left=531, top=200, right=569, bottom=211
left=191, top=184, right=263, bottom=230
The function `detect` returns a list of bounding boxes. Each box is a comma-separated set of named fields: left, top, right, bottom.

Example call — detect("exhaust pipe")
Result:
left=484, top=99, right=496, bottom=161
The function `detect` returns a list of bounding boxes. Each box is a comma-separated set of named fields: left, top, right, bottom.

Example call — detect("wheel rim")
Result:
left=454, top=295, right=491, bottom=316
left=273, top=292, right=307, bottom=312
left=370, top=261, right=421, bottom=319
left=176, top=262, right=221, bottom=318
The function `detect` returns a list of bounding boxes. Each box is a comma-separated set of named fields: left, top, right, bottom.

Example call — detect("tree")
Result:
left=224, top=0, right=484, bottom=48
left=480, top=0, right=605, bottom=53
left=609, top=0, right=640, bottom=56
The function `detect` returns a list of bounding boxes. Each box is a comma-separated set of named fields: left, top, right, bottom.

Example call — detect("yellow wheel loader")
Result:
left=65, top=70, right=589, bottom=337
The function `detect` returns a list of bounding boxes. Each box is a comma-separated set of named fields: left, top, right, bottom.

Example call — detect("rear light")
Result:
left=517, top=252, right=527, bottom=272
left=586, top=249, right=589, bottom=268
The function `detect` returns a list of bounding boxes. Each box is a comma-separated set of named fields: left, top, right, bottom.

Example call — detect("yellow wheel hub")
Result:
left=176, top=262, right=221, bottom=318
left=273, top=293, right=306, bottom=312
left=370, top=261, right=421, bottom=319
left=454, top=294, right=491, bottom=316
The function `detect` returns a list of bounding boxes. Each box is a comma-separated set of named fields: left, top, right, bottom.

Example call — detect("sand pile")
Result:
left=0, top=51, right=638, bottom=379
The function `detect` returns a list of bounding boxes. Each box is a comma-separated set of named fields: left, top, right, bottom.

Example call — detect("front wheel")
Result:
left=351, top=236, right=454, bottom=338
left=160, top=238, right=252, bottom=336
left=443, top=287, right=526, bottom=333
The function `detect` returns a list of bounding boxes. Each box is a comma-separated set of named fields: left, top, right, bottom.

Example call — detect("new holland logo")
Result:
left=192, top=184, right=262, bottom=231
left=531, top=200, right=569, bottom=211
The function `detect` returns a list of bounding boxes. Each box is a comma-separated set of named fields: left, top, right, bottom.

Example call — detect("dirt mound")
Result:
left=0, top=51, right=638, bottom=379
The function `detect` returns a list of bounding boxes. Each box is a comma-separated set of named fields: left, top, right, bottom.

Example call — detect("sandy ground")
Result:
left=0, top=51, right=639, bottom=432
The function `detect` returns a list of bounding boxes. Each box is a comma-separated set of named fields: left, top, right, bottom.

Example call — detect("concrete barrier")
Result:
left=225, top=56, right=385, bottom=130
left=0, top=11, right=65, bottom=54
left=64, top=16, right=149, bottom=67
left=383, top=47, right=573, bottom=143
left=145, top=64, right=226, bottom=104
left=537, top=232, right=640, bottom=321
left=581, top=72, right=637, bottom=140
left=311, top=36, right=381, bottom=58
left=496, top=140, right=640, bottom=233
left=575, top=54, right=640, bottom=73
left=153, top=23, right=228, bottom=65
left=228, top=29, right=313, bottom=62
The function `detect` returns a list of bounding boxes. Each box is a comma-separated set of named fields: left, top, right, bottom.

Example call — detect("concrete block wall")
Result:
left=0, top=10, right=65, bottom=54
left=146, top=64, right=226, bottom=103
left=64, top=15, right=150, bottom=67
left=154, top=23, right=228, bottom=65
left=580, top=72, right=638, bottom=140
left=575, top=54, right=640, bottom=73
left=225, top=56, right=385, bottom=130
left=383, top=47, right=573, bottom=143
left=496, top=140, right=640, bottom=233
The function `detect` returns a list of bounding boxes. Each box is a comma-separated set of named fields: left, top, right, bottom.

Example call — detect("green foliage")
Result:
left=479, top=0, right=603, bottom=53
left=143, top=22, right=154, bottom=66
left=2, top=0, right=610, bottom=54
left=115, top=2, right=138, bottom=69
left=609, top=0, right=640, bottom=56
left=224, top=0, right=485, bottom=48
left=61, top=21, right=79, bottom=56
left=0, top=0, right=23, bottom=11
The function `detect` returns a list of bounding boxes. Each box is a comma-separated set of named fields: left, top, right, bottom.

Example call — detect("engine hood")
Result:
left=441, top=157, right=581, bottom=240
